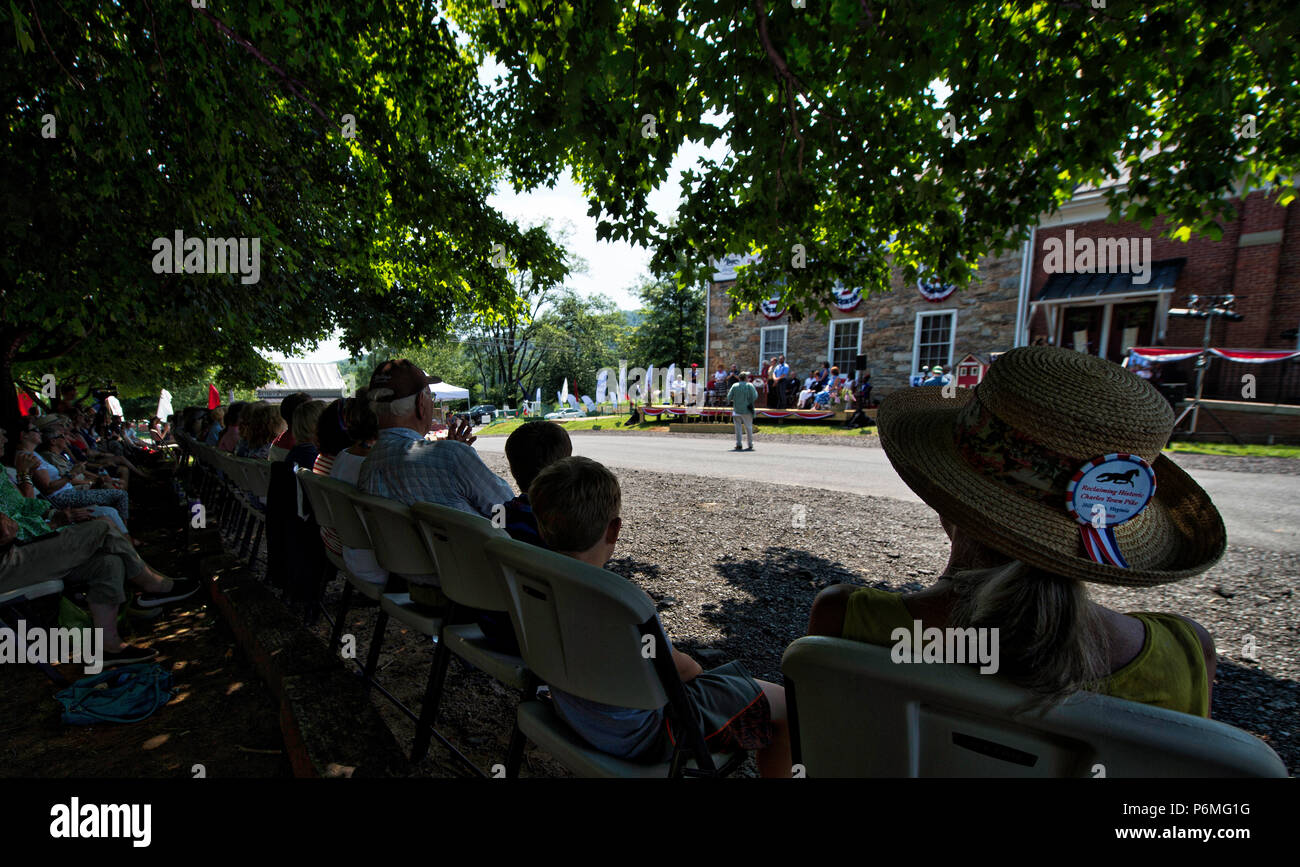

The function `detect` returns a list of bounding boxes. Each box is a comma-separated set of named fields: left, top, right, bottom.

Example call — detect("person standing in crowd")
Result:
left=771, top=355, right=791, bottom=409
left=727, top=371, right=758, bottom=452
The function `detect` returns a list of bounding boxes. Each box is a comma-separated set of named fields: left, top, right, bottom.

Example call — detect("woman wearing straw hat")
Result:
left=806, top=345, right=1225, bottom=715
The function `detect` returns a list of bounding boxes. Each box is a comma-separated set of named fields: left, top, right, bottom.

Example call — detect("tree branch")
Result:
left=191, top=6, right=332, bottom=125
left=752, top=0, right=807, bottom=177
left=27, top=0, right=84, bottom=90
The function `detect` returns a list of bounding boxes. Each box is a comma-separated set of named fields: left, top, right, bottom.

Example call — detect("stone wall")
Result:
left=707, top=249, right=1023, bottom=393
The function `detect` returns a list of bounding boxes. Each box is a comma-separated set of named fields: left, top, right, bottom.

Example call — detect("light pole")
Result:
left=1167, top=294, right=1243, bottom=437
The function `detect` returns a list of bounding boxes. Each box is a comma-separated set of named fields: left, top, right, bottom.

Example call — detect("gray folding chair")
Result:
left=0, top=580, right=69, bottom=685
left=346, top=491, right=441, bottom=695
left=295, top=470, right=389, bottom=656
left=484, top=536, right=745, bottom=778
left=410, top=502, right=529, bottom=766
left=781, top=635, right=1289, bottom=777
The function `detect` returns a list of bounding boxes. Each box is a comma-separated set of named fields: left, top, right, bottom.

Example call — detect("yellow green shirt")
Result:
left=842, top=587, right=1209, bottom=717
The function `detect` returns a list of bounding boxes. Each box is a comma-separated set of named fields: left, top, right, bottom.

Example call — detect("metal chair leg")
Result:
left=361, top=608, right=389, bottom=694
left=411, top=635, right=453, bottom=761
left=328, top=579, right=354, bottom=654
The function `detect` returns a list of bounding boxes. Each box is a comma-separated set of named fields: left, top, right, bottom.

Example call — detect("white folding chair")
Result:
left=780, top=635, right=1289, bottom=777
left=484, top=536, right=746, bottom=778
left=410, top=502, right=529, bottom=767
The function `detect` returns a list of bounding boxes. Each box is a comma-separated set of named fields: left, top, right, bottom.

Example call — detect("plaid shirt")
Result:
left=358, top=427, right=513, bottom=519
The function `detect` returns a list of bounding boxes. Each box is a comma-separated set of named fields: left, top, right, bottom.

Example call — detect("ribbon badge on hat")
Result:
left=1064, top=454, right=1156, bottom=568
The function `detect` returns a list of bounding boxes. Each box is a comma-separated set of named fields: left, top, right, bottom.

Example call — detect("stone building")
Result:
left=705, top=247, right=1027, bottom=395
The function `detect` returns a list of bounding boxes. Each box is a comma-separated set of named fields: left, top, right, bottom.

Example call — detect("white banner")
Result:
left=595, top=369, right=608, bottom=404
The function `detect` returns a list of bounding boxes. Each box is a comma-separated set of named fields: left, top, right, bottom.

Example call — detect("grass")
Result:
left=475, top=414, right=876, bottom=437
left=1164, top=441, right=1300, bottom=459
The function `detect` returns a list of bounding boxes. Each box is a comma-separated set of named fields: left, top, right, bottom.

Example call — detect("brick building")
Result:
left=1026, top=186, right=1300, bottom=407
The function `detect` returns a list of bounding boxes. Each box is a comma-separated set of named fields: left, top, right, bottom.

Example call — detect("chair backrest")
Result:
left=483, top=536, right=667, bottom=710
left=267, top=445, right=289, bottom=463
left=781, top=636, right=1289, bottom=778
left=242, top=459, right=272, bottom=498
left=411, top=502, right=510, bottom=611
left=306, top=473, right=376, bottom=552
left=348, top=490, right=437, bottom=579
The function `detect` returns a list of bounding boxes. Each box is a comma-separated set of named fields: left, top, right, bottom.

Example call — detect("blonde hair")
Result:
left=947, top=560, right=1110, bottom=706
left=529, top=456, right=621, bottom=553
left=292, top=400, right=327, bottom=444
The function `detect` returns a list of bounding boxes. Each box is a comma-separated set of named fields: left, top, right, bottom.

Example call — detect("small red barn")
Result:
left=955, top=353, right=991, bottom=387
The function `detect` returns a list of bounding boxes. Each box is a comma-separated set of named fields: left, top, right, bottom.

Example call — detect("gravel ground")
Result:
left=307, top=450, right=1298, bottom=777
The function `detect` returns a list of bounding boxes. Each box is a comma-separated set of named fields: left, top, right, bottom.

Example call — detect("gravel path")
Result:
left=314, top=450, right=1298, bottom=777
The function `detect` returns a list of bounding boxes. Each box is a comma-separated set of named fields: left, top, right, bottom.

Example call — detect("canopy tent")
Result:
left=428, top=381, right=470, bottom=402
left=256, top=361, right=346, bottom=401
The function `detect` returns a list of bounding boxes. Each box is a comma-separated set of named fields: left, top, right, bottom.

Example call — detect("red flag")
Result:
left=207, top=384, right=220, bottom=409
left=17, top=388, right=34, bottom=416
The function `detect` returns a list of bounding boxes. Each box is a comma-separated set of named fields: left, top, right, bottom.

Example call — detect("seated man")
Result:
left=529, top=456, right=791, bottom=776
left=358, top=360, right=512, bottom=608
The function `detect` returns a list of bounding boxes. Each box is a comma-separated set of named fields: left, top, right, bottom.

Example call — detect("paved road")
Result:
left=474, top=433, right=1300, bottom=554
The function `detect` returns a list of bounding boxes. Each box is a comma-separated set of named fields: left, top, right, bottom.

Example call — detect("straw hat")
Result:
left=877, top=345, right=1225, bottom=586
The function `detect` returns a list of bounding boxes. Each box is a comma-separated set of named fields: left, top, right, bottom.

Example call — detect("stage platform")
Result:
left=642, top=404, right=873, bottom=423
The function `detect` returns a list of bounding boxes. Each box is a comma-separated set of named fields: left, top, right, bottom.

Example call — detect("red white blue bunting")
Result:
left=832, top=284, right=862, bottom=312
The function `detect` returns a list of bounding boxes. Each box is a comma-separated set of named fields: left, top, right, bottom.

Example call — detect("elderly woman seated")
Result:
left=806, top=346, right=1221, bottom=717
left=14, top=417, right=134, bottom=539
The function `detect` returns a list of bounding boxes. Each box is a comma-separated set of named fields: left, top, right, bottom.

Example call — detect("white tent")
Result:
left=428, top=381, right=470, bottom=402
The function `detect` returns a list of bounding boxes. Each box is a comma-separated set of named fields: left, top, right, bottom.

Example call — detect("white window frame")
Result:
left=827, top=317, right=865, bottom=373
left=912, top=308, right=958, bottom=375
left=759, top=325, right=787, bottom=371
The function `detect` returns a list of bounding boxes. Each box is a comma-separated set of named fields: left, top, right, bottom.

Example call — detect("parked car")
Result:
left=544, top=408, right=585, bottom=420
left=468, top=404, right=497, bottom=425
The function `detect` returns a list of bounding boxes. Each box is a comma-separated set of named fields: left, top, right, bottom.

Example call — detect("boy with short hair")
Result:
left=528, top=456, right=792, bottom=776
left=500, top=421, right=573, bottom=547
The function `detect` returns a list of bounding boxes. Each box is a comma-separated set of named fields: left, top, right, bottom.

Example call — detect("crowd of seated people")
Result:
left=164, top=344, right=1228, bottom=775
left=1, top=402, right=202, bottom=667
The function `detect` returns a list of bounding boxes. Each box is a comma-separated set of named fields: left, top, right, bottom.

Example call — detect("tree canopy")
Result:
left=449, top=0, right=1299, bottom=319
left=2, top=0, right=567, bottom=419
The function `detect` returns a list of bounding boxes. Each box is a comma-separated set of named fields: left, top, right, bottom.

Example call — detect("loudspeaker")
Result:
left=855, top=354, right=867, bottom=371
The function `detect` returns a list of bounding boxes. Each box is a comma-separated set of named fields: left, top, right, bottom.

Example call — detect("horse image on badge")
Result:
left=1064, top=453, right=1157, bottom=568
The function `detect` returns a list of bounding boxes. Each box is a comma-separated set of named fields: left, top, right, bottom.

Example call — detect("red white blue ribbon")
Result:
left=1064, top=453, right=1156, bottom=569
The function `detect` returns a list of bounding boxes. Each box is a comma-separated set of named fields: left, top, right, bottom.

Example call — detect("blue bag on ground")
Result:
left=55, top=664, right=177, bottom=725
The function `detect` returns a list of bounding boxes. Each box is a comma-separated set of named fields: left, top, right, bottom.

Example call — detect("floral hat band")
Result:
left=952, top=389, right=1089, bottom=509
